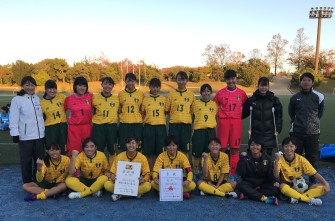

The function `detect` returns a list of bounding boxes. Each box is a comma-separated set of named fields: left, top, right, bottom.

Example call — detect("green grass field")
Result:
left=1, top=95, right=335, bottom=165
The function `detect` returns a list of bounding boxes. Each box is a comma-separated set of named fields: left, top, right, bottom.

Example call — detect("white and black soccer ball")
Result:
left=292, top=177, right=308, bottom=193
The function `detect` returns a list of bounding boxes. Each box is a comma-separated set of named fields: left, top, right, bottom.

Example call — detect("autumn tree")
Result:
left=267, top=33, right=289, bottom=76
left=11, top=60, right=35, bottom=85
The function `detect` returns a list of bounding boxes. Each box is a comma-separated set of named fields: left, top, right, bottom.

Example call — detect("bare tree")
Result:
left=214, top=44, right=231, bottom=68
left=228, top=51, right=245, bottom=65
left=267, top=33, right=289, bottom=76
left=202, top=44, right=218, bottom=80
left=288, top=28, right=314, bottom=71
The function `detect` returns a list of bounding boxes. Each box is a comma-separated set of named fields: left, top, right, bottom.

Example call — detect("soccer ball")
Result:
left=292, top=177, right=308, bottom=193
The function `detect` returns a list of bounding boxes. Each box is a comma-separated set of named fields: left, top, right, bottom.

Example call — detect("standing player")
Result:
left=165, top=71, right=195, bottom=157
left=141, top=77, right=167, bottom=170
left=64, top=76, right=93, bottom=155
left=191, top=84, right=218, bottom=176
left=104, top=136, right=151, bottom=201
left=66, top=138, right=109, bottom=199
left=92, top=77, right=119, bottom=165
left=40, top=80, right=67, bottom=154
left=197, top=137, right=237, bottom=198
left=213, top=69, right=247, bottom=180
left=151, top=135, right=196, bottom=199
left=288, top=72, right=324, bottom=184
left=23, top=143, right=70, bottom=201
left=118, top=73, right=144, bottom=151
left=274, top=137, right=330, bottom=205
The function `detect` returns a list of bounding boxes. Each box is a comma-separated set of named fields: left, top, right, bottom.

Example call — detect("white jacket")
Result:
left=9, top=94, right=45, bottom=140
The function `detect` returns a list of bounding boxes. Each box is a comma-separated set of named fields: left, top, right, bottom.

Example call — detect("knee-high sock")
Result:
left=138, top=182, right=151, bottom=194
left=183, top=181, right=196, bottom=193
left=109, top=154, right=116, bottom=166
left=217, top=183, right=234, bottom=193
left=66, top=177, right=89, bottom=193
left=81, top=175, right=108, bottom=197
left=192, top=157, right=201, bottom=174
left=151, top=181, right=159, bottom=192
left=36, top=192, right=46, bottom=200
left=104, top=181, right=115, bottom=193
left=302, top=185, right=324, bottom=199
left=198, top=182, right=225, bottom=196
left=281, top=184, right=309, bottom=202
left=229, top=152, right=239, bottom=176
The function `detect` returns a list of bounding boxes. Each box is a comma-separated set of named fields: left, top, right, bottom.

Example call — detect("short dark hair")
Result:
left=165, top=135, right=179, bottom=147
left=248, top=138, right=263, bottom=148
left=149, top=77, right=161, bottom=87
left=101, top=76, right=115, bottom=85
left=282, top=137, right=297, bottom=147
left=73, top=76, right=88, bottom=93
left=81, top=137, right=97, bottom=150
left=258, top=77, right=269, bottom=86
left=224, top=69, right=237, bottom=79
left=300, top=72, right=314, bottom=82
left=200, top=84, right=212, bottom=94
left=125, top=72, right=137, bottom=81
left=21, top=76, right=37, bottom=87
left=125, top=135, right=138, bottom=144
left=45, top=79, right=57, bottom=89
left=176, top=71, right=188, bottom=81
left=1, top=106, right=9, bottom=114
left=208, top=137, right=221, bottom=146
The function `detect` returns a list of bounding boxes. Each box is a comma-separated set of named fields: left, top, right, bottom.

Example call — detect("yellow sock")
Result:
left=36, top=192, right=47, bottom=200
left=151, top=181, right=159, bottom=192
left=109, top=154, right=116, bottom=166
left=192, top=157, right=201, bottom=174
left=198, top=182, right=225, bottom=196
left=104, top=181, right=115, bottom=193
left=65, top=177, right=89, bottom=193
left=302, top=185, right=324, bottom=199
left=217, top=183, right=234, bottom=193
left=138, top=182, right=151, bottom=195
left=183, top=181, right=196, bottom=192
left=81, top=175, right=108, bottom=197
left=281, top=184, right=309, bottom=202
left=260, top=195, right=267, bottom=202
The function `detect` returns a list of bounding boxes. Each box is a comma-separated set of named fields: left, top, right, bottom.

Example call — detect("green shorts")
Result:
left=92, top=123, right=118, bottom=154
left=192, top=128, right=216, bottom=158
left=118, top=123, right=143, bottom=151
left=38, top=180, right=59, bottom=189
left=142, top=124, right=167, bottom=156
left=168, top=123, right=192, bottom=152
left=45, top=123, right=67, bottom=154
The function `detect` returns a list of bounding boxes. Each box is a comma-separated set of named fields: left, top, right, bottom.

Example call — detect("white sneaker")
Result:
left=226, top=192, right=238, bottom=198
left=68, top=192, right=81, bottom=199
left=309, top=198, right=322, bottom=206
left=137, top=194, right=142, bottom=199
left=93, top=190, right=102, bottom=198
left=111, top=194, right=122, bottom=202
left=199, top=191, right=206, bottom=196
left=290, top=198, right=299, bottom=204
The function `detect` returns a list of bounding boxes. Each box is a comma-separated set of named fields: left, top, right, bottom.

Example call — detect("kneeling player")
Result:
left=104, top=136, right=151, bottom=201
left=197, top=138, right=237, bottom=198
left=274, top=137, right=330, bottom=206
left=151, top=135, right=196, bottom=199
left=66, top=138, right=109, bottom=199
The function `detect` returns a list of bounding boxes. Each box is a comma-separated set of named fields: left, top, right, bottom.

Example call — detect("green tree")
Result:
left=34, top=58, right=69, bottom=82
left=267, top=33, right=289, bottom=76
left=67, top=63, right=90, bottom=83
left=11, top=60, right=35, bottom=85
left=32, top=70, right=50, bottom=86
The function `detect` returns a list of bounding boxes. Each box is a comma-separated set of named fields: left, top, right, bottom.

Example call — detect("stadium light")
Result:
left=309, top=7, right=333, bottom=75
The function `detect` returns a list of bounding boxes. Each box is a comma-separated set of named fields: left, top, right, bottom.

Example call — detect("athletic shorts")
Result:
left=45, top=123, right=67, bottom=154
left=216, top=118, right=242, bottom=149
left=92, top=123, right=118, bottom=154
left=67, top=124, right=92, bottom=155
left=191, top=128, right=216, bottom=158
left=79, top=177, right=97, bottom=187
left=38, top=180, right=59, bottom=189
left=118, top=123, right=143, bottom=151
left=168, top=123, right=192, bottom=152
left=142, top=124, right=167, bottom=156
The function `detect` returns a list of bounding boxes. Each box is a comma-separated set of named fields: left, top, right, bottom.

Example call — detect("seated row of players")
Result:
left=23, top=135, right=330, bottom=206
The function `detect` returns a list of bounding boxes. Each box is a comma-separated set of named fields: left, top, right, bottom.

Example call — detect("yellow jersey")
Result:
left=37, top=155, right=70, bottom=183
left=142, top=94, right=166, bottom=125
left=192, top=99, right=218, bottom=130
left=40, top=93, right=67, bottom=126
left=165, top=89, right=194, bottom=124
left=75, top=151, right=109, bottom=179
left=92, top=93, right=119, bottom=124
left=202, top=152, right=229, bottom=183
left=118, top=89, right=143, bottom=123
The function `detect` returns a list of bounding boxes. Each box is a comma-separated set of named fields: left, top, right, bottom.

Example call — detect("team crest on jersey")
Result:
left=294, top=167, right=300, bottom=172
left=57, top=102, right=62, bottom=107
left=134, top=98, right=139, bottom=103
left=236, top=96, right=241, bottom=100
left=263, top=160, right=268, bottom=166
left=184, top=98, right=190, bottom=102
left=110, top=102, right=115, bottom=107
left=209, top=107, right=214, bottom=112
left=96, top=163, right=102, bottom=168
left=159, top=102, right=164, bottom=106
left=59, top=169, right=66, bottom=174
left=86, top=100, right=90, bottom=104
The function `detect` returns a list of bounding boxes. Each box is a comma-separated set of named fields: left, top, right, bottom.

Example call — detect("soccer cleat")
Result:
left=137, top=194, right=142, bottom=199
left=265, top=196, right=279, bottom=206
left=111, top=194, right=122, bottom=202
left=24, top=194, right=37, bottom=201
left=290, top=198, right=299, bottom=204
left=309, top=198, right=322, bottom=206
left=199, top=191, right=206, bottom=196
left=68, top=192, right=81, bottom=199
left=93, top=190, right=102, bottom=198
left=225, top=192, right=238, bottom=198
left=183, top=192, right=191, bottom=199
